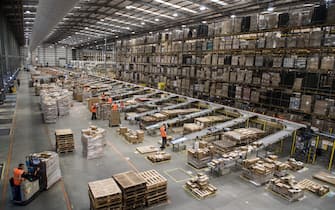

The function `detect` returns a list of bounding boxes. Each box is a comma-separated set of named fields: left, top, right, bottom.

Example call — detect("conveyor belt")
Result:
left=123, top=94, right=177, bottom=111
left=128, top=99, right=197, bottom=120
left=145, top=107, right=221, bottom=131
left=171, top=115, right=253, bottom=145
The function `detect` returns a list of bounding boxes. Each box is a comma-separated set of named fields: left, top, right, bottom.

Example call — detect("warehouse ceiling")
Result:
left=1, top=0, right=39, bottom=45
left=1, top=0, right=324, bottom=48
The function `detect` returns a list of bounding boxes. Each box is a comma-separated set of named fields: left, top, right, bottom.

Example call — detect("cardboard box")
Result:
left=314, top=100, right=330, bottom=116
left=300, top=95, right=313, bottom=113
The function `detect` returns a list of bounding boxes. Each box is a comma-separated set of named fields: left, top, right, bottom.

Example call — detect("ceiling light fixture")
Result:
left=115, top=12, right=156, bottom=24
left=230, top=14, right=236, bottom=18
left=126, top=5, right=174, bottom=19
left=210, top=0, right=227, bottom=6
left=105, top=18, right=143, bottom=27
left=141, top=22, right=145, bottom=25
left=155, top=18, right=159, bottom=21
left=182, top=25, right=186, bottom=28
left=199, top=6, right=207, bottom=11
left=154, top=0, right=197, bottom=13
left=202, top=21, right=207, bottom=24
left=173, top=13, right=178, bottom=17
left=267, top=7, right=274, bottom=12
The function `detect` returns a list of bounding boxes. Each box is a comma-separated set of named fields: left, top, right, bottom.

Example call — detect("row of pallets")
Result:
left=89, top=170, right=168, bottom=210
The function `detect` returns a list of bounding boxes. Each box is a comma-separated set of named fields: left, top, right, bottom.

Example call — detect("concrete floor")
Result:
left=0, top=71, right=334, bottom=210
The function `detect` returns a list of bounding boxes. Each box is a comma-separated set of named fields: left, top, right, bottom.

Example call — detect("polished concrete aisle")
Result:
left=0, top=71, right=68, bottom=210
left=1, top=71, right=335, bottom=210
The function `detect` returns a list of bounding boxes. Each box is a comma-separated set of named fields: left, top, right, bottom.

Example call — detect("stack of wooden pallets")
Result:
left=113, top=171, right=147, bottom=210
left=88, top=178, right=122, bottom=210
left=297, top=179, right=329, bottom=196
left=138, top=170, right=168, bottom=207
left=55, top=129, right=75, bottom=153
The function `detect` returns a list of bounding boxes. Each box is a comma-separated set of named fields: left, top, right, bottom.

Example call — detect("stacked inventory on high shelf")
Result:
left=91, top=5, right=335, bottom=133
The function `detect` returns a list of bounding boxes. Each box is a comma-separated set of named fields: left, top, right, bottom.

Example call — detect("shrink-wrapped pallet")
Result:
left=81, top=126, right=106, bottom=159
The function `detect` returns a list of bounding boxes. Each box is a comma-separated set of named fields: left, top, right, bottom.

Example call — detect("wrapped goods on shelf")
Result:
left=235, top=86, right=242, bottom=99
left=222, top=19, right=232, bottom=34
left=250, top=91, right=260, bottom=103
left=314, top=100, right=330, bottom=116
left=257, top=37, right=266, bottom=48
left=324, top=34, right=335, bottom=46
left=230, top=71, right=237, bottom=83
left=262, top=73, right=271, bottom=86
left=245, top=71, right=253, bottom=84
left=245, top=56, right=254, bottom=66
left=292, top=78, right=303, bottom=90
left=320, top=56, right=335, bottom=71
left=307, top=57, right=320, bottom=71
left=312, top=117, right=325, bottom=130
left=266, top=14, right=278, bottom=29
left=273, top=57, right=283, bottom=68
left=300, top=95, right=313, bottom=113
left=295, top=57, right=307, bottom=69
left=283, top=57, right=295, bottom=68
left=287, top=37, right=297, bottom=48
left=250, top=15, right=258, bottom=31
left=258, top=15, right=267, bottom=30
left=232, top=56, right=239, bottom=66
left=236, top=71, right=245, bottom=83
left=242, top=87, right=251, bottom=101
left=309, top=31, right=323, bottom=47
left=255, top=55, right=264, bottom=67
left=289, top=97, right=301, bottom=110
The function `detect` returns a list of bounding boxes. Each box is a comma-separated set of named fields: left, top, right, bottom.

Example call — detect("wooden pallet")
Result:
left=137, top=170, right=167, bottom=190
left=113, top=171, right=147, bottom=210
left=147, top=152, right=171, bottom=163
left=89, top=178, right=122, bottom=209
left=313, top=171, right=335, bottom=186
left=297, top=179, right=330, bottom=196
left=89, top=202, right=122, bottom=210
left=184, top=185, right=216, bottom=200
left=136, top=145, right=159, bottom=154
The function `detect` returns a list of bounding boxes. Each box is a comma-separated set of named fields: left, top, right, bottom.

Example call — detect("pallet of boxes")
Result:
left=113, top=171, right=147, bottom=210
left=118, top=126, right=144, bottom=144
left=187, top=141, right=214, bottom=169
left=138, top=170, right=168, bottom=207
left=88, top=178, right=122, bottom=210
left=185, top=173, right=217, bottom=199
left=241, top=157, right=274, bottom=186
left=55, top=129, right=75, bottom=153
left=81, top=125, right=106, bottom=159
left=147, top=151, right=172, bottom=163
left=268, top=175, right=304, bottom=202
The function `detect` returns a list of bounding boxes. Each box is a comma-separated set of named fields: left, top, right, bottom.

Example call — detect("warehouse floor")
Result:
left=0, top=71, right=335, bottom=210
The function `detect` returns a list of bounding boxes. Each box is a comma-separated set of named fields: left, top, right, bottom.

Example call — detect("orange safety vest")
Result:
left=108, top=98, right=113, bottom=104
left=13, top=168, right=24, bottom=186
left=160, top=126, right=166, bottom=138
left=91, top=105, right=97, bottom=113
left=112, top=103, right=118, bottom=111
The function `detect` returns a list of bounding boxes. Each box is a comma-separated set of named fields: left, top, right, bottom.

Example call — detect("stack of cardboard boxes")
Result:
left=185, top=173, right=217, bottom=199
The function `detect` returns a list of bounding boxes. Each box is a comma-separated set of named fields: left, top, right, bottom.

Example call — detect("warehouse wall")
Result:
left=29, top=45, right=73, bottom=67
left=0, top=13, right=22, bottom=88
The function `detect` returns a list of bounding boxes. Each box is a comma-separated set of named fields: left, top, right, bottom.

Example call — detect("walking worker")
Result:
left=90, top=103, right=97, bottom=120
left=112, top=103, right=118, bottom=111
left=160, top=124, right=167, bottom=150
left=108, top=97, right=113, bottom=104
left=12, top=163, right=26, bottom=201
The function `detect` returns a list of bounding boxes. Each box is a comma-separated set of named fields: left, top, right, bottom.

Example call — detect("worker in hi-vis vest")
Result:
left=160, top=124, right=167, bottom=150
left=108, top=97, right=113, bottom=104
left=90, top=104, right=97, bottom=120
left=12, top=163, right=26, bottom=201
left=112, top=103, right=118, bottom=111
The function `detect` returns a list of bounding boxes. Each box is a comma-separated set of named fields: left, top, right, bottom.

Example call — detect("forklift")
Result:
left=9, top=154, right=48, bottom=205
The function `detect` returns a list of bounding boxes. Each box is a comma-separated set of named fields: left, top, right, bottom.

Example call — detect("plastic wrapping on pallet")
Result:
left=81, top=129, right=105, bottom=160
left=41, top=97, right=57, bottom=123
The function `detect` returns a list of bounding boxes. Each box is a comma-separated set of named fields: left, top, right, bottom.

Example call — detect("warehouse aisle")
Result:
left=0, top=71, right=68, bottom=210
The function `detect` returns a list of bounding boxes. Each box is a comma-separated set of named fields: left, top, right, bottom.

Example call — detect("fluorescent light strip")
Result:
left=126, top=6, right=174, bottom=19
left=114, top=12, right=156, bottom=24
left=98, top=21, right=131, bottom=30
left=105, top=18, right=143, bottom=27
left=154, top=0, right=197, bottom=14
left=210, top=0, right=227, bottom=6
